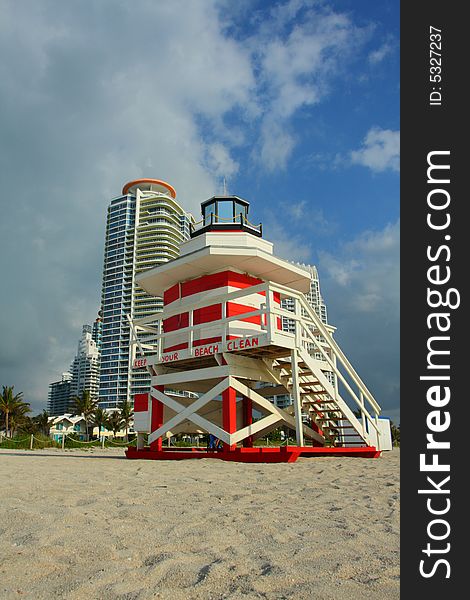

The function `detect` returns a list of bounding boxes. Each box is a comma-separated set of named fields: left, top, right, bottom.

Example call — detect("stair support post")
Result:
left=242, top=395, right=253, bottom=448
left=290, top=349, right=304, bottom=447
left=150, top=386, right=164, bottom=452
left=360, top=392, right=367, bottom=438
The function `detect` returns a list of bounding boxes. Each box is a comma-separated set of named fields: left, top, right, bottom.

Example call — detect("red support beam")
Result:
left=222, top=386, right=237, bottom=452
left=242, top=395, right=253, bottom=448
left=150, top=385, right=164, bottom=452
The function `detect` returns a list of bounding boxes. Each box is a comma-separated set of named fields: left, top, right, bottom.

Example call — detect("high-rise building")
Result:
left=47, top=372, right=73, bottom=416
left=281, top=263, right=328, bottom=330
left=69, top=324, right=100, bottom=402
left=99, top=179, right=194, bottom=409
left=92, top=311, right=102, bottom=350
left=271, top=263, right=329, bottom=409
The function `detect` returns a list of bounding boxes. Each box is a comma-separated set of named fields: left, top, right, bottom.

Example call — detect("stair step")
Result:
left=303, top=400, right=336, bottom=405
left=312, top=414, right=342, bottom=419
left=334, top=442, right=367, bottom=446
left=273, top=363, right=291, bottom=371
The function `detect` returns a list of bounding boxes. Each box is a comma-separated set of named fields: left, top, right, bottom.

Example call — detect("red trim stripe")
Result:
left=226, top=302, right=262, bottom=325
left=163, top=301, right=266, bottom=333
left=163, top=271, right=264, bottom=306
left=134, top=394, right=149, bottom=412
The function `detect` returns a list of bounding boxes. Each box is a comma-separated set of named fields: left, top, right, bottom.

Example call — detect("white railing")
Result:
left=190, top=213, right=262, bottom=236
left=129, top=282, right=276, bottom=365
left=128, top=280, right=381, bottom=439
left=272, top=284, right=381, bottom=440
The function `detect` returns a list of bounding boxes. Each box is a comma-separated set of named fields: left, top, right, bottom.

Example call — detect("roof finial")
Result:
left=223, top=177, right=227, bottom=196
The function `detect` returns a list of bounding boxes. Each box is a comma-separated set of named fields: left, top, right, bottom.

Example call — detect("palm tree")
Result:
left=0, top=386, right=30, bottom=438
left=34, top=410, right=51, bottom=436
left=18, top=416, right=36, bottom=435
left=390, top=421, right=400, bottom=447
left=73, top=390, right=98, bottom=440
left=119, top=399, right=133, bottom=442
left=107, top=411, right=124, bottom=439
left=92, top=407, right=109, bottom=441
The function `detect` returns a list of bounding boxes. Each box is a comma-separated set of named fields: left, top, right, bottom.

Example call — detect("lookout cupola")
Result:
left=191, top=195, right=262, bottom=238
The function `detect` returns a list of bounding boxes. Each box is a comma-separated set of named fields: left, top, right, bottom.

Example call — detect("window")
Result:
left=217, top=200, right=233, bottom=222
left=235, top=201, right=247, bottom=221
left=203, top=202, right=215, bottom=225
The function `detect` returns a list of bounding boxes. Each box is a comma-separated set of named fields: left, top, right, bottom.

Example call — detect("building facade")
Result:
left=281, top=263, right=328, bottom=330
left=92, top=311, right=102, bottom=350
left=69, top=324, right=101, bottom=402
left=47, top=372, right=73, bottom=416
left=271, top=263, right=329, bottom=410
left=99, top=179, right=193, bottom=410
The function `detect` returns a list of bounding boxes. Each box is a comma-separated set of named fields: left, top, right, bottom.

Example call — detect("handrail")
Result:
left=128, top=280, right=381, bottom=421
left=295, top=294, right=381, bottom=414
left=298, top=342, right=380, bottom=435
left=300, top=317, right=380, bottom=415
left=190, top=213, right=262, bottom=234
left=137, top=308, right=267, bottom=344
left=133, top=282, right=269, bottom=322
left=266, top=280, right=380, bottom=413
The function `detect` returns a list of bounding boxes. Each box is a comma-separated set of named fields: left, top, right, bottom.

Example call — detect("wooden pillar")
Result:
left=222, top=387, right=237, bottom=451
left=150, top=385, right=164, bottom=452
left=242, top=395, right=253, bottom=447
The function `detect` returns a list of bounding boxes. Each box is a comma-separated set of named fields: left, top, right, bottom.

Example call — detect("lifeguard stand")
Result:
left=126, top=194, right=387, bottom=462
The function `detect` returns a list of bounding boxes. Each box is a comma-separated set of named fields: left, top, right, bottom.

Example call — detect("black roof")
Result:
left=200, top=195, right=250, bottom=210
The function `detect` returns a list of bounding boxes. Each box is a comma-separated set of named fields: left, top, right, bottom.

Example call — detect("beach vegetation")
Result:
left=390, top=421, right=400, bottom=446
left=0, top=386, right=31, bottom=437
left=92, top=407, right=109, bottom=440
left=107, top=410, right=124, bottom=438
left=17, top=416, right=37, bottom=435
left=73, top=390, right=98, bottom=440
left=34, top=410, right=51, bottom=436
left=119, top=399, right=133, bottom=442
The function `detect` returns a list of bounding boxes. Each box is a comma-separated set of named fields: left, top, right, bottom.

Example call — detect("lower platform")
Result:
left=125, top=445, right=381, bottom=463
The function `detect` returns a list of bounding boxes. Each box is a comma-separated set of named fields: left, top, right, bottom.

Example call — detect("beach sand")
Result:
left=0, top=448, right=399, bottom=599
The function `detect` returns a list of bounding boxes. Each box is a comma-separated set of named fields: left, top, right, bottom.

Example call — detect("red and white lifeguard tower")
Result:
left=126, top=193, right=388, bottom=462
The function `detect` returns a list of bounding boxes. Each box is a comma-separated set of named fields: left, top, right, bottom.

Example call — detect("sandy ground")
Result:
left=0, top=448, right=399, bottom=600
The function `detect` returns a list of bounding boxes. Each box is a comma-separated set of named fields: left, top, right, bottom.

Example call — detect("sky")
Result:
left=0, top=0, right=400, bottom=422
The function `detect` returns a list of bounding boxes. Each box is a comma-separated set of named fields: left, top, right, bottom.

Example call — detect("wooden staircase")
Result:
left=265, top=347, right=372, bottom=447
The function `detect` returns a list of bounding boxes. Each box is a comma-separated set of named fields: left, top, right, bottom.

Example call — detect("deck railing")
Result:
left=128, top=280, right=381, bottom=436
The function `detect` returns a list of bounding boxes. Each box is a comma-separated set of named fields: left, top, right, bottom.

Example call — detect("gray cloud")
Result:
left=1, top=0, right=255, bottom=411
left=0, top=0, right=398, bottom=421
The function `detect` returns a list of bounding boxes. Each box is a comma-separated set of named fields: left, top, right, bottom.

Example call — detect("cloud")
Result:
left=318, top=221, right=400, bottom=419
left=263, top=217, right=312, bottom=264
left=0, top=0, right=395, bottom=414
left=368, top=40, right=394, bottom=65
left=0, top=0, right=256, bottom=411
left=250, top=2, right=372, bottom=170
left=205, top=143, right=239, bottom=182
left=350, top=127, right=400, bottom=172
